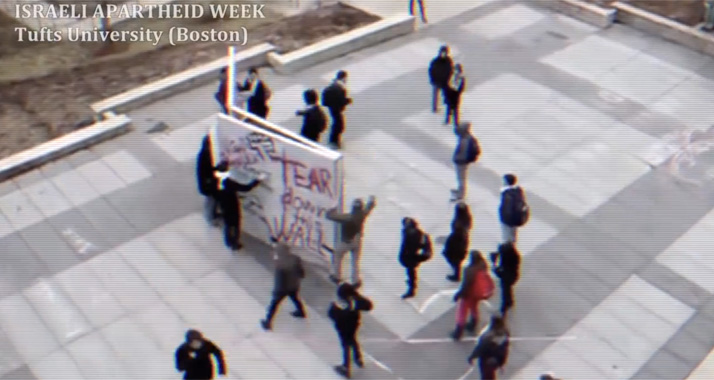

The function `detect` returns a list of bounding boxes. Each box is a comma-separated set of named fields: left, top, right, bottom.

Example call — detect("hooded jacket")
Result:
left=273, top=245, right=305, bottom=294
left=429, top=55, right=453, bottom=87
left=328, top=294, right=373, bottom=338
left=443, top=227, right=469, bottom=265
left=175, top=338, right=226, bottom=380
left=469, top=329, right=510, bottom=368
left=399, top=225, right=432, bottom=268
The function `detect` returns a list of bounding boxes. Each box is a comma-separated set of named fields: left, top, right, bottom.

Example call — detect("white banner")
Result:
left=210, top=114, right=343, bottom=262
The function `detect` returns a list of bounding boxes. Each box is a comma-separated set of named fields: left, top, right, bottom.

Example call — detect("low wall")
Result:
left=535, top=0, right=616, bottom=28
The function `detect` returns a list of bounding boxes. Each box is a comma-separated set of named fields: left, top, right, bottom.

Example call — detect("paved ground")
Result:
left=3, top=0, right=714, bottom=379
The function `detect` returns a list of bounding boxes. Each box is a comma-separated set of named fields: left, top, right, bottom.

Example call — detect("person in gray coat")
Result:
left=260, top=243, right=307, bottom=330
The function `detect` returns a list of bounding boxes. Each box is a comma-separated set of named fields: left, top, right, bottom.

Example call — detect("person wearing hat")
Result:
left=428, top=45, right=453, bottom=113
left=328, top=283, right=373, bottom=379
left=326, top=196, right=376, bottom=287
left=399, top=217, right=433, bottom=299
left=175, top=329, right=226, bottom=380
left=261, top=242, right=307, bottom=331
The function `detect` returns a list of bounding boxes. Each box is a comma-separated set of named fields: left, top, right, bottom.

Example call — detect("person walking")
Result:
left=428, top=45, right=453, bottom=113
left=399, top=217, right=433, bottom=299
left=467, top=316, right=510, bottom=380
left=451, top=122, right=480, bottom=202
left=409, top=0, right=427, bottom=23
left=214, top=161, right=264, bottom=251
left=238, top=67, right=271, bottom=119
left=490, top=243, right=521, bottom=316
left=326, top=196, right=376, bottom=287
left=297, top=89, right=327, bottom=142
left=498, top=173, right=529, bottom=243
left=443, top=226, right=469, bottom=282
left=452, top=251, right=494, bottom=341
left=444, top=63, right=466, bottom=126
left=328, top=283, right=373, bottom=379
left=260, top=242, right=307, bottom=331
left=197, top=135, right=220, bottom=226
left=175, top=330, right=227, bottom=380
left=322, top=70, right=352, bottom=149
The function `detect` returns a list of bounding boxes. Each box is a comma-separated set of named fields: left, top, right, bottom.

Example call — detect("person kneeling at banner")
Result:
left=467, top=316, right=510, bottom=380
left=329, top=283, right=373, bottom=379
left=214, top=161, right=264, bottom=251
left=296, top=89, right=327, bottom=142
left=399, top=217, right=433, bottom=299
left=326, top=196, right=376, bottom=288
left=261, top=241, right=307, bottom=331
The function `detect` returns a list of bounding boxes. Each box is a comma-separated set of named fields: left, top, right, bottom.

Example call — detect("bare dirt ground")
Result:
left=587, top=0, right=705, bottom=26
left=0, top=3, right=378, bottom=159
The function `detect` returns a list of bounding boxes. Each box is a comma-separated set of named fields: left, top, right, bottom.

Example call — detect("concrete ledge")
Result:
left=536, top=0, right=616, bottom=28
left=91, top=43, right=276, bottom=114
left=613, top=1, right=714, bottom=56
left=0, top=114, right=131, bottom=182
left=267, top=14, right=416, bottom=74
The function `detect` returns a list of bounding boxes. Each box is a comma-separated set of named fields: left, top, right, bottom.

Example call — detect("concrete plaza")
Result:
left=2, top=0, right=714, bottom=379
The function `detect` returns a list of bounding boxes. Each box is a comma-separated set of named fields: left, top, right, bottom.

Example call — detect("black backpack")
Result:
left=466, top=137, right=480, bottom=163
left=503, top=188, right=530, bottom=227
left=321, top=83, right=339, bottom=108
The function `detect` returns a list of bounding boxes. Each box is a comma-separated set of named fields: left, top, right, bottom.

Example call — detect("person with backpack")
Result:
left=452, top=251, right=494, bottom=341
left=451, top=122, right=480, bottom=202
left=260, top=242, right=307, bottom=331
left=296, top=89, right=327, bottom=142
left=444, top=63, right=466, bottom=126
left=237, top=67, right=271, bottom=119
left=467, top=316, right=510, bottom=380
left=428, top=45, right=452, bottom=112
left=498, top=174, right=529, bottom=243
left=197, top=135, right=220, bottom=226
left=490, top=242, right=521, bottom=316
left=322, top=70, right=352, bottom=149
left=328, top=283, right=373, bottom=379
left=175, top=329, right=226, bottom=380
left=399, top=217, right=433, bottom=299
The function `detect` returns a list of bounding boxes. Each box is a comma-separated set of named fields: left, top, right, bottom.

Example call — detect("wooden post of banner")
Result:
left=226, top=46, right=236, bottom=115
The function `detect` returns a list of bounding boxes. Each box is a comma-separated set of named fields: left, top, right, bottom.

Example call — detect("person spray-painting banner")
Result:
left=210, top=113, right=344, bottom=260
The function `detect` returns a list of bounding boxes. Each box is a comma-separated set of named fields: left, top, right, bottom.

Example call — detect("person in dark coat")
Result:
left=175, top=329, right=226, bottom=380
left=428, top=45, right=453, bottom=113
left=445, top=63, right=466, bottom=126
left=215, top=68, right=230, bottom=114
left=322, top=70, right=352, bottom=149
left=261, top=242, right=307, bottom=330
left=399, top=217, right=432, bottom=299
left=214, top=161, right=263, bottom=251
left=409, top=0, right=427, bottom=23
left=297, top=89, right=327, bottom=142
left=467, top=316, right=510, bottom=380
left=490, top=242, right=521, bottom=316
left=329, top=283, right=373, bottom=379
left=197, top=135, right=220, bottom=225
left=444, top=201, right=472, bottom=281
left=238, top=67, right=271, bottom=119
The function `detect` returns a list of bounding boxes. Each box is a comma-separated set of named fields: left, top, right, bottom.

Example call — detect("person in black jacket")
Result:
left=445, top=63, right=466, bottom=126
left=238, top=67, right=271, bottom=119
left=399, top=217, right=432, bottom=299
left=261, top=242, right=307, bottom=330
left=428, top=45, right=453, bottom=113
left=443, top=223, right=469, bottom=282
left=214, top=161, right=263, bottom=251
left=175, top=329, right=226, bottom=380
left=490, top=242, right=521, bottom=316
left=197, top=135, right=221, bottom=226
left=409, top=0, right=427, bottom=23
left=322, top=70, right=352, bottom=149
left=498, top=173, right=528, bottom=243
left=297, top=89, right=327, bottom=142
left=329, top=283, right=373, bottom=379
left=467, top=316, right=510, bottom=380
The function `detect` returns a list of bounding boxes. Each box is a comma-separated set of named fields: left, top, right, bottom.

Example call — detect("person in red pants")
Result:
left=451, top=251, right=494, bottom=340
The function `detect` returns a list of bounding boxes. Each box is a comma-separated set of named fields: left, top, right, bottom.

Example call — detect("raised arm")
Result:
left=223, top=178, right=260, bottom=193
left=326, top=208, right=351, bottom=223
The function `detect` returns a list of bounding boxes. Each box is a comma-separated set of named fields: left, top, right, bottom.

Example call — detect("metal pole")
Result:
left=226, top=46, right=236, bottom=115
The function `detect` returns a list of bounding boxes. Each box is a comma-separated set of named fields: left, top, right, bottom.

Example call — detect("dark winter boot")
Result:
left=401, top=289, right=416, bottom=299
left=291, top=310, right=306, bottom=318
left=334, top=365, right=350, bottom=378
left=451, top=325, right=464, bottom=341
left=446, top=274, right=459, bottom=282
left=465, top=318, right=477, bottom=333
left=260, top=319, right=271, bottom=331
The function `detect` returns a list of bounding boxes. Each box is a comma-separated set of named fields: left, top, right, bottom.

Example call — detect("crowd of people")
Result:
left=183, top=46, right=553, bottom=380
